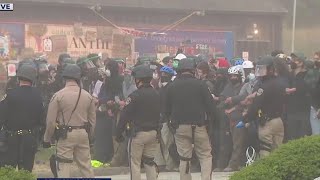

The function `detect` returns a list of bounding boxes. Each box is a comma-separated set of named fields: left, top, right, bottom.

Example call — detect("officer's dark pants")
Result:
left=226, top=125, right=247, bottom=170
left=1, top=134, right=37, bottom=172
left=286, top=111, right=312, bottom=141
left=93, top=112, right=113, bottom=163
left=215, top=111, right=232, bottom=170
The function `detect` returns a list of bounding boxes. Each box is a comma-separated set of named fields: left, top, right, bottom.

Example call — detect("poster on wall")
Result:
left=0, top=23, right=25, bottom=61
left=135, top=29, right=234, bottom=61
left=25, top=24, right=131, bottom=64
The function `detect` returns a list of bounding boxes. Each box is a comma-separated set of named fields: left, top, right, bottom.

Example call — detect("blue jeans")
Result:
left=310, top=107, right=320, bottom=135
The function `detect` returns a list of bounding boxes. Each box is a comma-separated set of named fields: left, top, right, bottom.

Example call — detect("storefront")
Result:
left=25, top=23, right=133, bottom=64
left=135, top=29, right=234, bottom=61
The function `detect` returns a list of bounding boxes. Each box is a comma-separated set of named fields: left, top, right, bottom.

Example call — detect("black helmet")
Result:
left=64, top=58, right=75, bottom=65
left=131, top=64, right=154, bottom=79
left=58, top=53, right=71, bottom=65
left=62, top=64, right=82, bottom=80
left=77, top=57, right=96, bottom=69
left=177, top=58, right=196, bottom=71
left=255, top=56, right=274, bottom=77
left=18, top=59, right=36, bottom=69
left=17, top=64, right=37, bottom=82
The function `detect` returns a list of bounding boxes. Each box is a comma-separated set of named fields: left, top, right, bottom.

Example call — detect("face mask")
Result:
left=173, top=61, right=179, bottom=69
left=161, top=76, right=171, bottom=83
left=105, top=69, right=111, bottom=77
left=230, top=78, right=240, bottom=84
left=153, top=73, right=159, bottom=80
left=290, top=62, right=297, bottom=70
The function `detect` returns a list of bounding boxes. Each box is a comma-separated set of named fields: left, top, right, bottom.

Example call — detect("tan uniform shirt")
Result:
left=44, top=81, right=96, bottom=142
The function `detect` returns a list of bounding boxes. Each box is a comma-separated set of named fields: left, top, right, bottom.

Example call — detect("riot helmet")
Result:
left=132, top=64, right=154, bottom=79
left=176, top=58, right=196, bottom=75
left=87, top=53, right=103, bottom=68
left=58, top=53, right=71, bottom=66
left=62, top=64, right=82, bottom=81
left=255, top=56, right=275, bottom=77
left=131, top=64, right=154, bottom=88
left=17, top=64, right=37, bottom=82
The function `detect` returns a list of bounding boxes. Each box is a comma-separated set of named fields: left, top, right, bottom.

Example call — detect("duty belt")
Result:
left=66, top=125, right=86, bottom=131
left=7, top=129, right=32, bottom=136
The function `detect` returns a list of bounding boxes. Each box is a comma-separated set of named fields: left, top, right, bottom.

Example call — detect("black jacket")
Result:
left=247, top=76, right=286, bottom=122
left=0, top=86, right=45, bottom=131
left=165, top=73, right=216, bottom=126
left=287, top=71, right=311, bottom=113
left=116, top=84, right=161, bottom=135
left=159, top=82, right=172, bottom=123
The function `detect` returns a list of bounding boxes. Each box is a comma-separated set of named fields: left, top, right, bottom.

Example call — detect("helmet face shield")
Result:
left=83, top=61, right=96, bottom=69
left=255, top=65, right=267, bottom=77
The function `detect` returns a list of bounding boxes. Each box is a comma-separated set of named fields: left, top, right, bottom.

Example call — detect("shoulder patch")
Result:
left=257, top=88, right=264, bottom=96
left=1, top=94, right=7, bottom=101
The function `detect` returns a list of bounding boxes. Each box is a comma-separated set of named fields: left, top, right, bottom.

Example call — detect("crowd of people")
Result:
left=1, top=49, right=320, bottom=180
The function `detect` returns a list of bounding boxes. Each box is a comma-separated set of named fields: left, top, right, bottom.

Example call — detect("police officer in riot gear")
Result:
left=165, top=58, right=215, bottom=180
left=43, top=64, right=96, bottom=178
left=0, top=64, right=45, bottom=172
left=246, top=56, right=286, bottom=158
left=77, top=56, right=99, bottom=93
left=116, top=64, right=161, bottom=180
left=52, top=53, right=73, bottom=92
left=5, top=59, right=36, bottom=93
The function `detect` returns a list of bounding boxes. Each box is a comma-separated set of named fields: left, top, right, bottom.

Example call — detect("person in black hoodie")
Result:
left=285, top=53, right=312, bottom=140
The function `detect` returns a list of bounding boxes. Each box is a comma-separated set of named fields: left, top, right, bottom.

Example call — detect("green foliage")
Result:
left=230, top=135, right=320, bottom=180
left=0, top=166, right=36, bottom=180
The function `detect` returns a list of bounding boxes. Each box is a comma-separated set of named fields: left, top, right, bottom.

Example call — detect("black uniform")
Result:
left=246, top=76, right=286, bottom=157
left=0, top=86, right=45, bottom=171
left=116, top=84, right=161, bottom=180
left=247, top=76, right=286, bottom=122
left=165, top=73, right=215, bottom=179
left=165, top=74, right=215, bottom=126
left=116, top=84, right=161, bottom=135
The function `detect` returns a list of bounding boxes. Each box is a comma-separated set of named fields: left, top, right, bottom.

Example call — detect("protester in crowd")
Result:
left=308, top=51, right=320, bottom=135
left=196, top=61, right=215, bottom=93
left=162, top=56, right=174, bottom=68
left=285, top=53, right=312, bottom=140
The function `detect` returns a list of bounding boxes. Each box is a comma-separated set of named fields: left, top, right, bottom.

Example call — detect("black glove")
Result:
left=43, top=142, right=51, bottom=148
left=116, top=134, right=125, bottom=143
